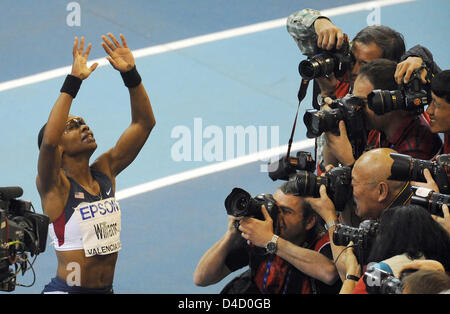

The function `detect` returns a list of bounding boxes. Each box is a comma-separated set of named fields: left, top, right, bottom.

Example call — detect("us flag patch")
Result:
left=74, top=192, right=85, bottom=199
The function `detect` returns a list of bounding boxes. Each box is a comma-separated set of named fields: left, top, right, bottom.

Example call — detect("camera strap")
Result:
left=286, top=79, right=310, bottom=158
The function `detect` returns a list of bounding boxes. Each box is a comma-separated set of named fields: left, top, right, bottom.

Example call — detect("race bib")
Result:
left=74, top=197, right=122, bottom=257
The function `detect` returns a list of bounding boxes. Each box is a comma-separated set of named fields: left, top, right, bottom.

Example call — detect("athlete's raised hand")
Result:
left=101, top=33, right=135, bottom=72
left=71, top=36, right=98, bottom=80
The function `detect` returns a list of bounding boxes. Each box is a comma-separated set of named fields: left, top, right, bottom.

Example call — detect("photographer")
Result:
left=193, top=182, right=341, bottom=294
left=287, top=8, right=440, bottom=98
left=37, top=34, right=156, bottom=293
left=324, top=59, right=442, bottom=167
left=306, top=148, right=413, bottom=279
left=427, top=70, right=450, bottom=154
left=348, top=204, right=450, bottom=294
left=287, top=8, right=441, bottom=170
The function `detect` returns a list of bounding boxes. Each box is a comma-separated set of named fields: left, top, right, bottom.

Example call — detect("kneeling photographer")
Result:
left=193, top=182, right=341, bottom=294
left=305, top=148, right=413, bottom=280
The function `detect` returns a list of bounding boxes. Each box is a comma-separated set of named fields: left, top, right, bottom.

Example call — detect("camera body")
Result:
left=411, top=186, right=449, bottom=218
left=298, top=40, right=354, bottom=80
left=0, top=187, right=49, bottom=292
left=268, top=151, right=315, bottom=181
left=389, top=153, right=450, bottom=194
left=333, top=219, right=379, bottom=249
left=367, top=70, right=430, bottom=115
left=364, top=267, right=403, bottom=294
left=285, top=166, right=352, bottom=211
left=303, top=94, right=367, bottom=159
left=333, top=220, right=379, bottom=266
left=224, top=188, right=279, bottom=229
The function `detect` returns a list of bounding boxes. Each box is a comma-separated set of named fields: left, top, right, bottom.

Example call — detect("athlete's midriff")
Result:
left=55, top=249, right=118, bottom=288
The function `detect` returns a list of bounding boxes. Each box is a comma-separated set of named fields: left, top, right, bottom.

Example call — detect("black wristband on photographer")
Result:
left=345, top=274, right=360, bottom=282
left=60, top=75, right=82, bottom=98
left=120, top=65, right=142, bottom=88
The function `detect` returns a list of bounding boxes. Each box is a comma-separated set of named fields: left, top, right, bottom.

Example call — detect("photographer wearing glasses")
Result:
left=193, top=182, right=341, bottom=294
left=37, top=34, right=156, bottom=293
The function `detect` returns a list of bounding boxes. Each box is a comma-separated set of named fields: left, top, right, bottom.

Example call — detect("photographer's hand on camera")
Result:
left=238, top=205, right=274, bottom=247
left=324, top=120, right=356, bottom=167
left=311, top=18, right=345, bottom=98
left=432, top=204, right=450, bottom=235
left=317, top=75, right=339, bottom=98
left=305, top=185, right=348, bottom=279
left=305, top=185, right=338, bottom=225
left=412, top=168, right=440, bottom=193
left=395, top=56, right=428, bottom=85
left=226, top=215, right=244, bottom=238
left=339, top=241, right=362, bottom=294
left=313, top=17, right=344, bottom=51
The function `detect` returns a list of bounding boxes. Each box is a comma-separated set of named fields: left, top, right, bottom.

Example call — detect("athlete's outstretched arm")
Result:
left=37, top=37, right=98, bottom=221
left=93, top=33, right=156, bottom=179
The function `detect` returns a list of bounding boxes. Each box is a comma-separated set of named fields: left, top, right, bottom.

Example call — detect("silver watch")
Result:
left=265, top=235, right=279, bottom=254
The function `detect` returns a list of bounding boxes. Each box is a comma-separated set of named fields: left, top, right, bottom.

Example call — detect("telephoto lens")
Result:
left=411, top=186, right=449, bottom=217
left=389, top=153, right=450, bottom=194
left=367, top=89, right=404, bottom=115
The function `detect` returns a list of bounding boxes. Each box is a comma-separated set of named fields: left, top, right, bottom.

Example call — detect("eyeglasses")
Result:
left=65, top=116, right=86, bottom=133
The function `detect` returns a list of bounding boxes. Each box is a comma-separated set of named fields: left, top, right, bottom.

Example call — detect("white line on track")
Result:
left=1, top=0, right=414, bottom=199
left=0, top=0, right=414, bottom=93
left=116, top=138, right=315, bottom=200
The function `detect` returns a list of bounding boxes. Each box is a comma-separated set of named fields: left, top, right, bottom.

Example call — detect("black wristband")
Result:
left=120, top=65, right=142, bottom=88
left=345, top=274, right=360, bottom=282
left=60, top=75, right=82, bottom=98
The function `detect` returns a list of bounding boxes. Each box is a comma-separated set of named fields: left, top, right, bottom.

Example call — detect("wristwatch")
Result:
left=265, top=235, right=279, bottom=255
left=324, top=219, right=340, bottom=231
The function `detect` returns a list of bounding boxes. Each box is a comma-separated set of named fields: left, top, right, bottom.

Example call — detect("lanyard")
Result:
left=261, top=256, right=292, bottom=294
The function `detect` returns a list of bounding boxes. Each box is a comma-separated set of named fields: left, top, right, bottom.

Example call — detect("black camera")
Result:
left=285, top=166, right=352, bottom=211
left=364, top=267, right=403, bottom=294
left=389, top=153, right=450, bottom=194
left=224, top=188, right=279, bottom=229
left=303, top=94, right=367, bottom=159
left=268, top=151, right=315, bottom=181
left=410, top=186, right=449, bottom=218
left=298, top=40, right=354, bottom=80
left=333, top=220, right=379, bottom=249
left=367, top=70, right=430, bottom=115
left=333, top=220, right=379, bottom=266
left=0, top=186, right=49, bottom=292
